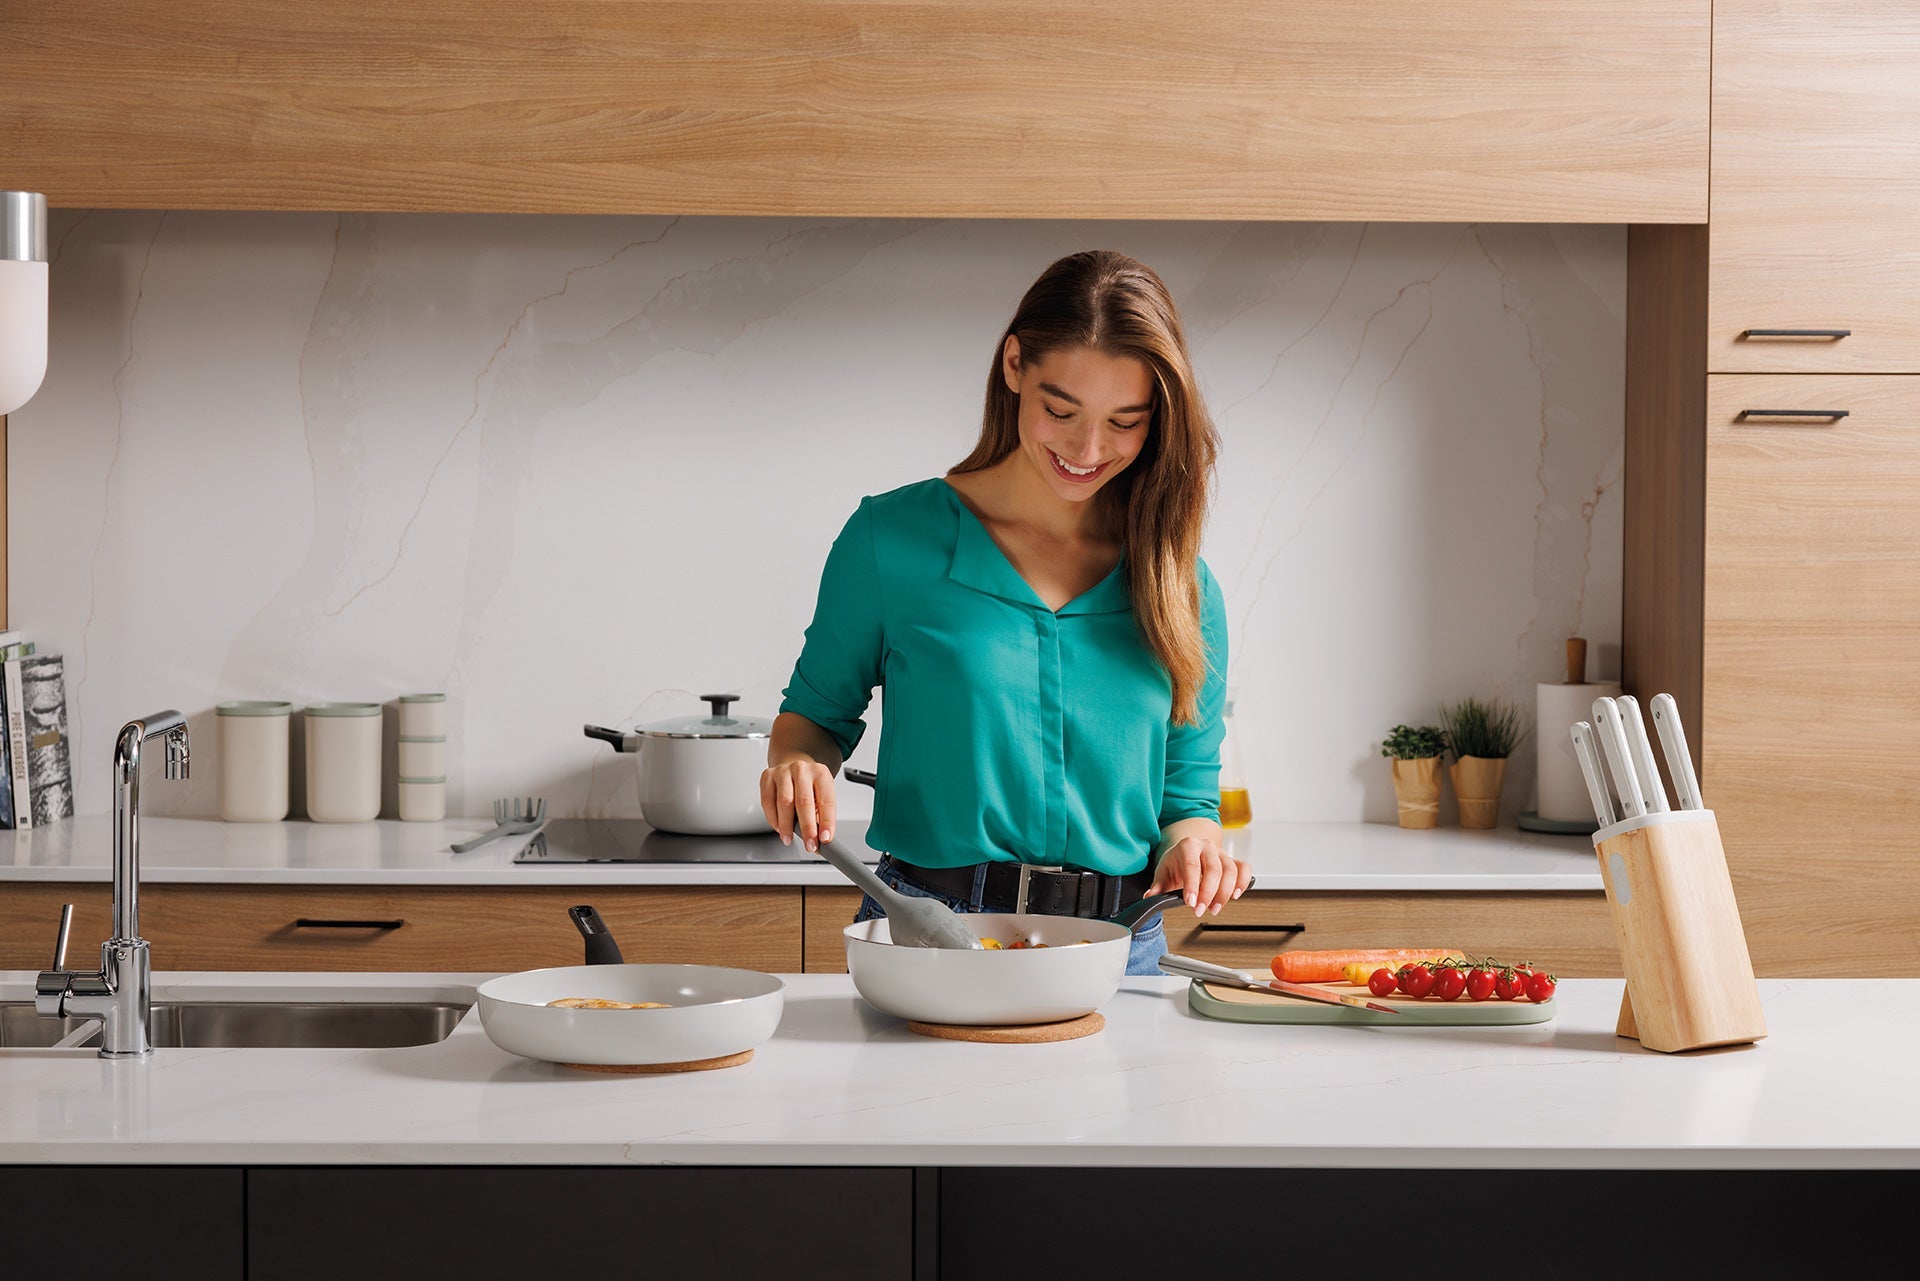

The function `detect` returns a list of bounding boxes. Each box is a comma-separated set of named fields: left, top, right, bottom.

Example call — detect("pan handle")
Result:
left=569, top=905, right=626, bottom=965
left=842, top=767, right=878, bottom=787
left=1109, top=890, right=1185, bottom=935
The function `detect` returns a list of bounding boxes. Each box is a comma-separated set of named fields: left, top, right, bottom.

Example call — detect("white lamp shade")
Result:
left=0, top=259, right=49, bottom=416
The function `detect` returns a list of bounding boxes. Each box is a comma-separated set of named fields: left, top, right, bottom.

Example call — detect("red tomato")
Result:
left=1432, top=966, right=1467, bottom=1001
left=1465, top=967, right=1497, bottom=1001
left=1397, top=964, right=1436, bottom=998
left=1367, top=968, right=1398, bottom=997
left=1524, top=972, right=1558, bottom=1003
left=1494, top=970, right=1527, bottom=1001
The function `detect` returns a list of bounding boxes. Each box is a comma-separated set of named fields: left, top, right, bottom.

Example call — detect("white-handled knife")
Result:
left=1569, top=720, right=1616, bottom=827
left=1651, top=692, right=1703, bottom=810
left=1592, top=696, right=1645, bottom=818
left=1616, top=695, right=1670, bottom=813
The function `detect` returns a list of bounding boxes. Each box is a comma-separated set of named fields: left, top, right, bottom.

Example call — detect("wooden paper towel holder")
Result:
left=1592, top=809, right=1767, bottom=1053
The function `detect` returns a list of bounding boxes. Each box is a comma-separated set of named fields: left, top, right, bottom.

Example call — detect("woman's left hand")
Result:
left=1146, top=819, right=1251, bottom=918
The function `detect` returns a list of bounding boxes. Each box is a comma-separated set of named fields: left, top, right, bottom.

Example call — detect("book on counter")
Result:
left=0, top=634, right=72, bottom=829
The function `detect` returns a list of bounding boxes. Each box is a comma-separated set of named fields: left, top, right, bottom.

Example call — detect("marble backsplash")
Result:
left=10, top=213, right=1623, bottom=828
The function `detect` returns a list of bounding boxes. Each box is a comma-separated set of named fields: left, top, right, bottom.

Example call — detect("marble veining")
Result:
left=12, top=215, right=1624, bottom=823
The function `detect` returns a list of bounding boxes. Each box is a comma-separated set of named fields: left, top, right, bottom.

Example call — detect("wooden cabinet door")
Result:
left=1710, top=2, right=1920, bottom=372
left=0, top=882, right=803, bottom=972
left=1704, top=375, right=1920, bottom=973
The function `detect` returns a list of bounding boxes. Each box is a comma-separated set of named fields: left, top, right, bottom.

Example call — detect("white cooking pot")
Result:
left=583, top=694, right=771, bottom=835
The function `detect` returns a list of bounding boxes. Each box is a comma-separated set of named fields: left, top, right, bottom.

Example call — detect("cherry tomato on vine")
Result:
left=1465, top=967, right=1497, bottom=1001
left=1367, top=968, right=1398, bottom=997
left=1494, top=970, right=1528, bottom=1001
left=1525, top=972, right=1558, bottom=1003
left=1432, top=966, right=1467, bottom=1001
left=1397, top=964, right=1436, bottom=998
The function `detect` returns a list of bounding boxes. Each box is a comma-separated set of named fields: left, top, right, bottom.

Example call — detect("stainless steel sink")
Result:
left=0, top=1000, right=471, bottom=1049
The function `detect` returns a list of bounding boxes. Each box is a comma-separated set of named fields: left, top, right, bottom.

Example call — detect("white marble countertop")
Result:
left=0, top=816, right=1603, bottom=891
left=0, top=971, right=1907, bottom=1169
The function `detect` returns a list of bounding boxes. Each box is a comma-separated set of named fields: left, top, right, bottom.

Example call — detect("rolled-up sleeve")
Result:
left=1158, top=560, right=1228, bottom=828
left=780, top=499, right=886, bottom=761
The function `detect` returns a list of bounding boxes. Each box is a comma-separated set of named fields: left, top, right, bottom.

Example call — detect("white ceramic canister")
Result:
left=304, top=702, right=383, bottom=822
left=397, top=776, right=447, bottom=822
left=397, top=692, right=446, bottom=737
left=216, top=700, right=293, bottom=822
left=397, top=735, right=446, bottom=778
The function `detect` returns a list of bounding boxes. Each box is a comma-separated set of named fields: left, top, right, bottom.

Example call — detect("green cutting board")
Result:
left=1188, top=980, right=1556, bottom=1026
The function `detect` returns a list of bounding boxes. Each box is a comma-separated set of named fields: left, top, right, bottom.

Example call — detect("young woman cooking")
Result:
left=760, top=249, right=1248, bottom=976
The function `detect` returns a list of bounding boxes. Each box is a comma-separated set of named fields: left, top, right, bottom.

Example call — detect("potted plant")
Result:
left=1439, top=696, right=1528, bottom=829
left=1382, top=724, right=1448, bottom=829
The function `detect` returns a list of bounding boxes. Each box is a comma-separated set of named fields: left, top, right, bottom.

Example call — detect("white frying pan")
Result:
left=477, top=963, right=785, bottom=1067
left=844, top=913, right=1131, bottom=1024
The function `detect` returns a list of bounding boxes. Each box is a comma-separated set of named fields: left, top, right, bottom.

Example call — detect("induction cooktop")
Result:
left=511, top=819, right=876, bottom=865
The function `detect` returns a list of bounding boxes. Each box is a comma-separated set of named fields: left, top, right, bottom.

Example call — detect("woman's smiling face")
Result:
left=1002, top=337, right=1155, bottom=503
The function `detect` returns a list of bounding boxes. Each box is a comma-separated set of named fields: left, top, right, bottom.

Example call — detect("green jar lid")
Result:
left=304, top=702, right=382, bottom=717
left=398, top=775, right=447, bottom=785
left=216, top=700, right=293, bottom=717
left=399, top=693, right=446, bottom=703
left=397, top=734, right=447, bottom=743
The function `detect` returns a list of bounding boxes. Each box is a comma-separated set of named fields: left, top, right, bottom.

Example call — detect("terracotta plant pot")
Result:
left=1450, top=755, right=1508, bottom=829
left=1390, top=756, right=1444, bottom=829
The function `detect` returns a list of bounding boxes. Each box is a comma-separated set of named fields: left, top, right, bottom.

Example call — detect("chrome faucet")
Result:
left=36, top=710, right=190, bottom=1057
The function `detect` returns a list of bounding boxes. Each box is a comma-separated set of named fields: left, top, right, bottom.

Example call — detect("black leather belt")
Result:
left=887, top=856, right=1153, bottom=919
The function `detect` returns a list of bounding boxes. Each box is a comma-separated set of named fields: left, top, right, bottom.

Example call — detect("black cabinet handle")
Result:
left=293, top=918, right=406, bottom=930
left=1735, top=409, right=1850, bottom=422
left=1192, top=921, right=1304, bottom=938
left=1738, top=328, right=1851, bottom=339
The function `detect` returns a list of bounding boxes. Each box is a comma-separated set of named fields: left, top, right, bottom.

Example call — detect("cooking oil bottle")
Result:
left=1218, top=689, right=1252, bottom=828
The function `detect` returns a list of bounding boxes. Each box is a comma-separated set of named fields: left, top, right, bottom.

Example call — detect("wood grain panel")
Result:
left=1709, top=1, right=1920, bottom=372
left=0, top=1, right=1708, bottom=221
left=1624, top=225, right=1707, bottom=770
left=802, top=885, right=1619, bottom=975
left=1704, top=375, right=1920, bottom=975
left=0, top=882, right=803, bottom=971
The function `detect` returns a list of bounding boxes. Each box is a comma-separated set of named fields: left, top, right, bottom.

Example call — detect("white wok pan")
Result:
left=477, top=963, right=784, bottom=1066
left=844, top=913, right=1131, bottom=1025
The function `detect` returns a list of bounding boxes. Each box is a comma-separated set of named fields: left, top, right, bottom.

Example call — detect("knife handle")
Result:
left=1616, top=695, right=1670, bottom=813
left=1650, top=693, right=1704, bottom=811
left=1592, top=697, right=1645, bottom=818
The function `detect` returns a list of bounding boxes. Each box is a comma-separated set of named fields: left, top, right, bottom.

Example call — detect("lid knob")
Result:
left=701, top=693, right=739, bottom=721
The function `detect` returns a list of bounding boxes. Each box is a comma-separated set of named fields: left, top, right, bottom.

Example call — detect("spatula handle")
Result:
left=817, top=839, right=914, bottom=913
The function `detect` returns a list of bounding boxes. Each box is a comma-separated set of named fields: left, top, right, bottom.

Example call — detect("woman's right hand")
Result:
left=760, top=758, right=838, bottom=853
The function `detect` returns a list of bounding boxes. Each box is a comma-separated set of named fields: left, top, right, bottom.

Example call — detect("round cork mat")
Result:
left=907, top=1012, right=1104, bottom=1044
left=558, top=1048, right=754, bottom=1074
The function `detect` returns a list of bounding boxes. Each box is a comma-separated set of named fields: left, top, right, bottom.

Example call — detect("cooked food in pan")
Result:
left=546, top=997, right=673, bottom=1009
left=976, top=938, right=1093, bottom=950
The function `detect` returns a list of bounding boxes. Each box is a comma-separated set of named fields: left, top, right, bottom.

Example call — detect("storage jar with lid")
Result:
left=217, top=700, right=292, bottom=822
left=305, top=702, right=383, bottom=822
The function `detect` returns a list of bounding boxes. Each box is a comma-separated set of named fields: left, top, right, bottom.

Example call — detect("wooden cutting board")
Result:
left=1189, top=980, right=1556, bottom=1026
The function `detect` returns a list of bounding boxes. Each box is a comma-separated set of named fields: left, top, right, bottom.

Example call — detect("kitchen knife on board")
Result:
left=1158, top=954, right=1400, bottom=1014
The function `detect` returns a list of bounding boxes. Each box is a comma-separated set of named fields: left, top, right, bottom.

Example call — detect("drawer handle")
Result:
left=1192, top=921, right=1304, bottom=938
left=292, top=918, right=406, bottom=930
left=1738, top=328, right=1851, bottom=340
left=1734, top=409, right=1850, bottom=423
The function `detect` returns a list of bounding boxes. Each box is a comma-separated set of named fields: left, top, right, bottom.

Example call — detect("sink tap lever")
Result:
left=51, top=903, right=73, bottom=971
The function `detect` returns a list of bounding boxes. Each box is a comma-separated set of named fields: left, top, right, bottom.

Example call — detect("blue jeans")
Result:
left=853, top=855, right=1169, bottom=977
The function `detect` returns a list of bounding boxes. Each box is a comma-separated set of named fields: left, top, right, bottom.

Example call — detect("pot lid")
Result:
left=639, top=693, right=772, bottom=740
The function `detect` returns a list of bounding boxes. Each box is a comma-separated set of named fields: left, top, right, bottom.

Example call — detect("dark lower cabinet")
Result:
left=247, top=1167, right=911, bottom=1281
left=2, top=1167, right=244, bottom=1281
left=939, top=1168, right=1914, bottom=1280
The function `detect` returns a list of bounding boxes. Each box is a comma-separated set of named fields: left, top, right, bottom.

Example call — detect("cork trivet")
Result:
left=558, top=1048, right=754, bottom=1074
left=906, top=1012, right=1104, bottom=1043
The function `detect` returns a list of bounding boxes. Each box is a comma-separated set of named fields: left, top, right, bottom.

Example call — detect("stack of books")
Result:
left=0, top=629, right=75, bottom=829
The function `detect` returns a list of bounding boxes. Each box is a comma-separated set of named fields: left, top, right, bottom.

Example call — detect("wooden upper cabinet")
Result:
left=1703, top=375, right=1920, bottom=974
left=1709, top=2, right=1920, bottom=372
left=0, top=1, right=1708, bottom=221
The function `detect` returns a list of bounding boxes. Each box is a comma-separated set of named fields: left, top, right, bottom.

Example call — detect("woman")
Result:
left=760, top=249, right=1248, bottom=977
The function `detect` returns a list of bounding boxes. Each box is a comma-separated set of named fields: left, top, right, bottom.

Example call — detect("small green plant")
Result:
left=1439, top=696, right=1529, bottom=759
left=1381, top=724, right=1448, bottom=760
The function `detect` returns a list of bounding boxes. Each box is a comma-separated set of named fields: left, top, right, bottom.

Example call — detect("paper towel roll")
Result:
left=1536, top=680, right=1621, bottom=822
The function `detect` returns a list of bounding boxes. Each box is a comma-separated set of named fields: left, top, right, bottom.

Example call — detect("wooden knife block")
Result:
left=1592, top=810, right=1767, bottom=1053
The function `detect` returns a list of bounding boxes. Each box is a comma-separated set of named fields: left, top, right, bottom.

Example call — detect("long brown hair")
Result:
left=952, top=250, right=1219, bottom=725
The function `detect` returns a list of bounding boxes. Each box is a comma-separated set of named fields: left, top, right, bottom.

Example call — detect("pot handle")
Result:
left=583, top=723, right=637, bottom=751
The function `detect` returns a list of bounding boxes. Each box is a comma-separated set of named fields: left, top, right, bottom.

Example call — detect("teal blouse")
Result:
left=780, top=477, right=1226, bottom=877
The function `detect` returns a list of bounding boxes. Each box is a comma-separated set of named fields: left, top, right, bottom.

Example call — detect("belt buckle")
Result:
left=1015, top=863, right=1065, bottom=915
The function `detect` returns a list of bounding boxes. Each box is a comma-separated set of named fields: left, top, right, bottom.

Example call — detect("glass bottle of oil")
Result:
left=1218, top=690, right=1253, bottom=828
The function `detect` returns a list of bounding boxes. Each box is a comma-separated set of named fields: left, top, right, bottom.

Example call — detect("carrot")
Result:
left=1271, top=948, right=1462, bottom=984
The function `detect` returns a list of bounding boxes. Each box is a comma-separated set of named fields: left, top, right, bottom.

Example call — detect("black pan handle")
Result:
left=569, top=905, right=626, bottom=965
left=842, top=767, right=878, bottom=787
left=1109, top=890, right=1185, bottom=935
left=583, top=723, right=634, bottom=750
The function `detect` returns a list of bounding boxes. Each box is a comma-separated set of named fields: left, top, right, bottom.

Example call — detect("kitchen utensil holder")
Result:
left=1592, top=809, right=1766, bottom=1053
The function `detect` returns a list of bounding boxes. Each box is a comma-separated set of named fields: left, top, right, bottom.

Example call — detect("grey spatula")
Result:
left=817, top=838, right=982, bottom=950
